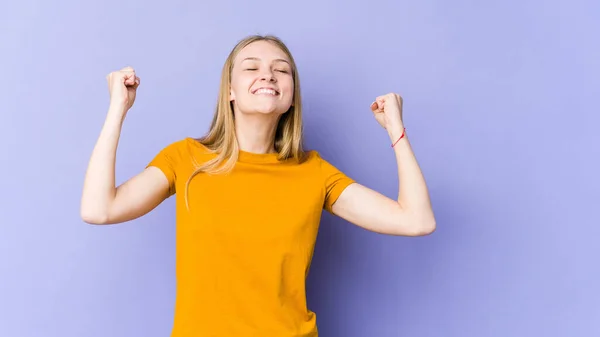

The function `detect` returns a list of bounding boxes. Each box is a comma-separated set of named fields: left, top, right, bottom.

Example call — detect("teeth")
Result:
left=255, top=88, right=277, bottom=95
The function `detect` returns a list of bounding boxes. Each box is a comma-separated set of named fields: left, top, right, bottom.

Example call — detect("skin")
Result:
left=228, top=41, right=295, bottom=154
left=334, top=94, right=436, bottom=236
left=80, top=40, right=436, bottom=236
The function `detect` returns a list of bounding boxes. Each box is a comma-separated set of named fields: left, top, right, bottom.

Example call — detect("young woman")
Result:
left=81, top=35, right=435, bottom=336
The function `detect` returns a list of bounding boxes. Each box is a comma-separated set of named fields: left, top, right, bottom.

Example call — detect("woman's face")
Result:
left=229, top=40, right=294, bottom=116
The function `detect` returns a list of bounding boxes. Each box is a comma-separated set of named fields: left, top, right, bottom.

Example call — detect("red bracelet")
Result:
left=391, top=128, right=406, bottom=147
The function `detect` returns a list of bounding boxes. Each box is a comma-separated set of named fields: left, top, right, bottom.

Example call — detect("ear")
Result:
left=229, top=88, right=235, bottom=101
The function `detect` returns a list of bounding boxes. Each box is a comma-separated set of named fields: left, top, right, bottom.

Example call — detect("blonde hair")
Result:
left=184, top=35, right=305, bottom=209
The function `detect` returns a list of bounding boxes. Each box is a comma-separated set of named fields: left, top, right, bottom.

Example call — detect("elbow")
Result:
left=404, top=213, right=436, bottom=236
left=405, top=223, right=435, bottom=236
left=414, top=220, right=436, bottom=236
left=80, top=207, right=109, bottom=225
left=81, top=213, right=109, bottom=225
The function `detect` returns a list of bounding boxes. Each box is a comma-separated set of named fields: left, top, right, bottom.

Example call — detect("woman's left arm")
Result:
left=331, top=93, right=436, bottom=236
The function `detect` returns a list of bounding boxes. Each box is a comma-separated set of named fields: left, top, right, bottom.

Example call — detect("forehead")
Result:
left=234, top=40, right=290, bottom=63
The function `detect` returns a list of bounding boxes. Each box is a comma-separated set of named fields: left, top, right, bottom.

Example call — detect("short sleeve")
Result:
left=317, top=153, right=356, bottom=213
left=146, top=139, right=186, bottom=197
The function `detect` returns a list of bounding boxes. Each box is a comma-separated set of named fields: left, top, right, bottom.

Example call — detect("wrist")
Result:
left=388, top=125, right=406, bottom=141
left=106, top=106, right=128, bottom=125
left=108, top=99, right=130, bottom=112
left=107, top=103, right=128, bottom=118
left=388, top=126, right=407, bottom=148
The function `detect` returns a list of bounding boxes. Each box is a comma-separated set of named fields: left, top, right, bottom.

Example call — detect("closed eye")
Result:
left=243, top=68, right=289, bottom=74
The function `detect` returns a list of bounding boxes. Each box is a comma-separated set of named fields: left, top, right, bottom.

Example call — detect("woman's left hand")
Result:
left=370, top=93, right=405, bottom=138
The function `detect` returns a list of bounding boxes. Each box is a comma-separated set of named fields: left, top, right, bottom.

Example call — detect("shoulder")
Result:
left=157, top=137, right=213, bottom=156
left=300, top=149, right=321, bottom=161
left=299, top=149, right=349, bottom=178
left=149, top=137, right=215, bottom=167
left=300, top=149, right=338, bottom=167
left=297, top=149, right=327, bottom=168
left=300, top=149, right=355, bottom=210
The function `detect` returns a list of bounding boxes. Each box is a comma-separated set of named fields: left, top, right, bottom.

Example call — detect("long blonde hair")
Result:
left=184, top=35, right=305, bottom=209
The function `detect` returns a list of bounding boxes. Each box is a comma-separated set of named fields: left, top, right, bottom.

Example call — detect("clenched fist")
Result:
left=370, top=93, right=404, bottom=139
left=106, top=66, right=140, bottom=114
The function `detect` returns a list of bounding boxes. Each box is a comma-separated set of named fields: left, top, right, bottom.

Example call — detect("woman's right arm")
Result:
left=80, top=67, right=169, bottom=225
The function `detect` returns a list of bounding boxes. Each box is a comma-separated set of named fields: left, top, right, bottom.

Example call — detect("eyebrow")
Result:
left=241, top=57, right=290, bottom=65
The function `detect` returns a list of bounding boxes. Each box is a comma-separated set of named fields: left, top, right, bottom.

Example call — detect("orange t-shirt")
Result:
left=147, top=137, right=355, bottom=337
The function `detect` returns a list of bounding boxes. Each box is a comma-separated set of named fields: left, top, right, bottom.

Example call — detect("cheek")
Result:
left=281, top=80, right=294, bottom=97
left=230, top=79, right=248, bottom=100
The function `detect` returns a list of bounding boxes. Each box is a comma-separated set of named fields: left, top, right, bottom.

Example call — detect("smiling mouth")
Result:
left=252, top=88, right=279, bottom=96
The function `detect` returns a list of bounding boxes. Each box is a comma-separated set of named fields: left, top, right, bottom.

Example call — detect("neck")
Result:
left=234, top=112, right=280, bottom=154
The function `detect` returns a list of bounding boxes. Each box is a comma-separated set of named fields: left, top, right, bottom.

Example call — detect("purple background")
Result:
left=1, top=0, right=599, bottom=336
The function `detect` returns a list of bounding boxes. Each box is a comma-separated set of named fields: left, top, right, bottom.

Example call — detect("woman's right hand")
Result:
left=106, top=66, right=140, bottom=115
left=81, top=66, right=171, bottom=225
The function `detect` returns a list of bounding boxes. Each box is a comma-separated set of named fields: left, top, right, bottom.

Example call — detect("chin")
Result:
left=233, top=97, right=291, bottom=116
left=240, top=104, right=290, bottom=116
left=254, top=107, right=288, bottom=115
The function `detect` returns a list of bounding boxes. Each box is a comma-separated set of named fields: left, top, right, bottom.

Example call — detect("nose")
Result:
left=259, top=69, right=277, bottom=83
